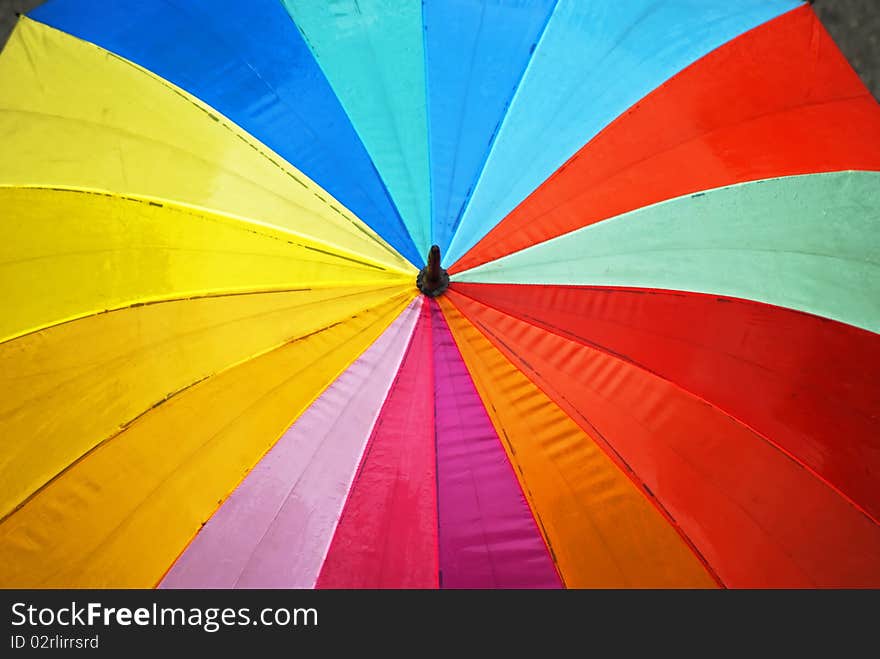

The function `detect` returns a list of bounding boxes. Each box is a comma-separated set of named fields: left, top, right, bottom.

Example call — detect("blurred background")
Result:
left=1, top=0, right=878, bottom=99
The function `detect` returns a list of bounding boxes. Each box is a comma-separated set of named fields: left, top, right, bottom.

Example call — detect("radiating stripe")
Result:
left=317, top=298, right=438, bottom=589
left=438, top=296, right=716, bottom=588
left=281, top=0, right=431, bottom=258
left=0, top=187, right=410, bottom=343
left=447, top=290, right=880, bottom=587
left=451, top=6, right=880, bottom=273
left=444, top=0, right=802, bottom=265
left=453, top=282, right=880, bottom=525
left=0, top=285, right=413, bottom=523
left=455, top=172, right=880, bottom=333
left=424, top=0, right=556, bottom=253
left=0, top=18, right=412, bottom=273
left=160, top=299, right=420, bottom=589
left=0, top=292, right=412, bottom=587
left=432, top=299, right=560, bottom=589
left=29, top=0, right=421, bottom=267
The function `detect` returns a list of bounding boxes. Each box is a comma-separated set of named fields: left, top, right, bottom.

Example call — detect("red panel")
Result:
left=317, top=299, right=439, bottom=588
left=450, top=6, right=880, bottom=274
left=446, top=289, right=880, bottom=587
left=451, top=283, right=880, bottom=523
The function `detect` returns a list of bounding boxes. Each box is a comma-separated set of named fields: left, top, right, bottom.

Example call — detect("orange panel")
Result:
left=438, top=296, right=717, bottom=588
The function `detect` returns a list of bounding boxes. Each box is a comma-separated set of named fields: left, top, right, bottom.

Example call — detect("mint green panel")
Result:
left=455, top=172, right=880, bottom=333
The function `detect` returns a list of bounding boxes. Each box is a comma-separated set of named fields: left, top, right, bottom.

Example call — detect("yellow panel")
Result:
left=0, top=290, right=414, bottom=587
left=438, top=297, right=716, bottom=588
left=0, top=284, right=412, bottom=521
left=0, top=187, right=412, bottom=342
left=0, top=18, right=413, bottom=273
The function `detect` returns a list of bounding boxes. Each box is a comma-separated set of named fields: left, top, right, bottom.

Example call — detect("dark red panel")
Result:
left=446, top=289, right=880, bottom=587
left=451, top=282, right=880, bottom=523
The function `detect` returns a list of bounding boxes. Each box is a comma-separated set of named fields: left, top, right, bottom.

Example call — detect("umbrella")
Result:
left=0, top=0, right=878, bottom=589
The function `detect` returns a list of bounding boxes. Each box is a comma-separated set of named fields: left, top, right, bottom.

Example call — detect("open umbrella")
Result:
left=1, top=0, right=878, bottom=589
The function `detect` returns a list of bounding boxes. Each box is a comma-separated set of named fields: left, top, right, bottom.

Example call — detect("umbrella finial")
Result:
left=417, top=245, right=450, bottom=297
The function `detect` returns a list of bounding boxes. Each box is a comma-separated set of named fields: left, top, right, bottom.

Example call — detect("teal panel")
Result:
left=282, top=0, right=432, bottom=259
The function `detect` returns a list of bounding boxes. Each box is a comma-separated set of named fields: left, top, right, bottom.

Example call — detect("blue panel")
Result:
left=31, top=0, right=424, bottom=267
left=444, top=0, right=804, bottom=266
left=424, top=0, right=556, bottom=255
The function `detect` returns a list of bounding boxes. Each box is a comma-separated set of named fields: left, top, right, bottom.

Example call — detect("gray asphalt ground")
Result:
left=1, top=0, right=878, bottom=99
left=0, top=0, right=41, bottom=48
left=813, top=0, right=879, bottom=98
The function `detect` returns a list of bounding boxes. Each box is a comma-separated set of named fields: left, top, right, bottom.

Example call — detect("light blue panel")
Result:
left=445, top=0, right=804, bottom=266
left=282, top=0, right=432, bottom=260
left=424, top=0, right=556, bottom=255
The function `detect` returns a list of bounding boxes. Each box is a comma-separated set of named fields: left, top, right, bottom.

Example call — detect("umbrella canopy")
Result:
left=1, top=0, right=878, bottom=589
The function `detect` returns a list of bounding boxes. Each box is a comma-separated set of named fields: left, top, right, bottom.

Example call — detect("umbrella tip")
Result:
left=417, top=245, right=449, bottom=297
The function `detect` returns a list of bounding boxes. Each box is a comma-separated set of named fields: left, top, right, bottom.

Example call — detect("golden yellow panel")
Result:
left=0, top=290, right=413, bottom=587
left=0, top=284, right=413, bottom=520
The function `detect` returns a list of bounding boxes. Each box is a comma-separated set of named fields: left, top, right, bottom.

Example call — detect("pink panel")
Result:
left=160, top=299, right=421, bottom=589
left=318, top=298, right=439, bottom=588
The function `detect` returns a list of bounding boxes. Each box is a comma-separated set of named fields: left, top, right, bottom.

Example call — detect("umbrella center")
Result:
left=417, top=245, right=450, bottom=297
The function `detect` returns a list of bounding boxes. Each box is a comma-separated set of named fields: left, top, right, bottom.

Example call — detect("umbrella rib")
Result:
left=98, top=40, right=408, bottom=262
left=0, top=106, right=409, bottom=268
left=0, top=286, right=303, bottom=348
left=0, top=259, right=408, bottom=348
left=0, top=183, right=415, bottom=277
left=1, top=284, right=408, bottom=417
